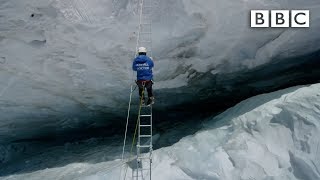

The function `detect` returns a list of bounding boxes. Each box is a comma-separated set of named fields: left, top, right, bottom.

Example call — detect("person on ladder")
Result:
left=132, top=47, right=155, bottom=106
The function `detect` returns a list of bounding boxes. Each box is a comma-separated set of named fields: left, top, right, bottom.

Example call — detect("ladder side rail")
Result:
left=150, top=106, right=153, bottom=180
left=134, top=0, right=154, bottom=179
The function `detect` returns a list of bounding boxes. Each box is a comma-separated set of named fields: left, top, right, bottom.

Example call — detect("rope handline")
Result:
left=136, top=0, right=144, bottom=55
left=121, top=84, right=138, bottom=161
left=123, top=86, right=145, bottom=179
left=120, top=0, right=144, bottom=169
left=130, top=86, right=145, bottom=153
left=127, top=0, right=146, bottom=159
left=120, top=0, right=149, bottom=179
left=121, top=85, right=133, bottom=161
left=120, top=84, right=138, bottom=180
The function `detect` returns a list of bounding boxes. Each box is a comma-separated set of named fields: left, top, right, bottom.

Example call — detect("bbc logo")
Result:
left=251, top=10, right=310, bottom=28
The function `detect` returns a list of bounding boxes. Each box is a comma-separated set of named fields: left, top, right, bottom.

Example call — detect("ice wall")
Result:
left=0, top=0, right=320, bottom=143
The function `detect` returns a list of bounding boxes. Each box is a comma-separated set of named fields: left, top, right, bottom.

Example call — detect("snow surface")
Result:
left=1, top=0, right=320, bottom=143
left=2, top=83, right=319, bottom=180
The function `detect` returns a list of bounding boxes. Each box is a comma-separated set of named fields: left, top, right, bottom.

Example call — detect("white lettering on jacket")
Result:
left=136, top=63, right=148, bottom=66
left=137, top=67, right=149, bottom=70
left=136, top=62, right=150, bottom=70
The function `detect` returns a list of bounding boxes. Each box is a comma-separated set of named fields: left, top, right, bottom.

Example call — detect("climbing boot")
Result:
left=146, top=97, right=155, bottom=106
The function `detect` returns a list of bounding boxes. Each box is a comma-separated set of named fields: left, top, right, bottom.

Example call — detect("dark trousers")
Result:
left=136, top=80, right=153, bottom=98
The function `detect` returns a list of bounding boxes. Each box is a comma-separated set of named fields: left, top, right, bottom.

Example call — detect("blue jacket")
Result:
left=132, top=55, right=154, bottom=80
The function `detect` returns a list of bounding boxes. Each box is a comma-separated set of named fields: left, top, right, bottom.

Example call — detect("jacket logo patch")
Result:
left=137, top=66, right=150, bottom=70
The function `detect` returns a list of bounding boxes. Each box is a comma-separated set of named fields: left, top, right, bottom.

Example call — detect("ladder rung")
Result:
left=140, top=114, right=151, bottom=117
left=140, top=135, right=152, bottom=137
left=138, top=145, right=151, bottom=148
left=137, top=157, right=151, bottom=159
left=141, top=105, right=152, bottom=107
left=139, top=40, right=152, bottom=43
left=139, top=125, right=151, bottom=127
left=140, top=168, right=151, bottom=171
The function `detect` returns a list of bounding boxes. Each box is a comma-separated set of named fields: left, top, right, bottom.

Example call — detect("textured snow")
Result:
left=134, top=83, right=320, bottom=180
left=1, top=0, right=320, bottom=143
left=2, top=83, right=319, bottom=180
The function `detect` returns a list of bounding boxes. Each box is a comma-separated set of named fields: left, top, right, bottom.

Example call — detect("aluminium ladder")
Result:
left=136, top=0, right=153, bottom=58
left=132, top=0, right=154, bottom=179
left=132, top=105, right=153, bottom=180
left=121, top=0, right=155, bottom=179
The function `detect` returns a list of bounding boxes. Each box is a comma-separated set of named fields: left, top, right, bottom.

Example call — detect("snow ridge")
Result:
left=149, top=84, right=320, bottom=180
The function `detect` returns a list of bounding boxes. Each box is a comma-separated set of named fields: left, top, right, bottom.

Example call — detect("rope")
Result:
left=123, top=86, right=145, bottom=179
left=120, top=0, right=151, bottom=179
left=130, top=0, right=144, bottom=83
left=119, top=0, right=144, bottom=176
left=121, top=85, right=133, bottom=161
left=136, top=0, right=144, bottom=55
left=121, top=0, right=145, bottom=170
left=131, top=87, right=145, bottom=153
left=119, top=84, right=137, bottom=180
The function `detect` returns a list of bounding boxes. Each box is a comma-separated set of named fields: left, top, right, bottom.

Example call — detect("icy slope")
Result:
left=148, top=84, right=320, bottom=180
left=2, top=83, right=320, bottom=180
left=1, top=0, right=320, bottom=142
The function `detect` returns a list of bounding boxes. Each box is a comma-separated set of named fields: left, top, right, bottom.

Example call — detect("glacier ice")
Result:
left=2, top=83, right=319, bottom=180
left=1, top=0, right=320, bottom=178
left=135, top=83, right=320, bottom=180
left=1, top=0, right=320, bottom=144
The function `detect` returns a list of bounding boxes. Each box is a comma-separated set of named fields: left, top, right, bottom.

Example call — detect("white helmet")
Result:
left=138, top=47, right=147, bottom=53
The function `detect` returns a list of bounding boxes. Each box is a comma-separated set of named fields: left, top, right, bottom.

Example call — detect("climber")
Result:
left=132, top=47, right=154, bottom=106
